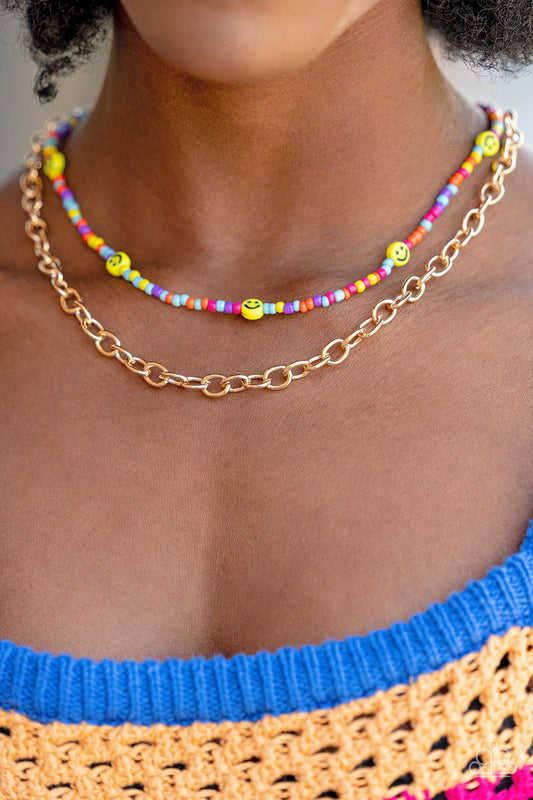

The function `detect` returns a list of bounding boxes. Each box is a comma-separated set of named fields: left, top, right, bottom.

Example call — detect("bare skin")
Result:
left=0, top=0, right=532, bottom=663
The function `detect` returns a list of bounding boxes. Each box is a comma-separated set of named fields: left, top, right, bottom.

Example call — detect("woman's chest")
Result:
left=1, top=321, right=531, bottom=664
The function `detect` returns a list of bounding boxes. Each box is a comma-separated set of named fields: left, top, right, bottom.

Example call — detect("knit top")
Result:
left=1, top=515, right=533, bottom=800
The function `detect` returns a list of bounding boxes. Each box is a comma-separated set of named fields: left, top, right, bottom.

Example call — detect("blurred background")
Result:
left=1, top=9, right=532, bottom=182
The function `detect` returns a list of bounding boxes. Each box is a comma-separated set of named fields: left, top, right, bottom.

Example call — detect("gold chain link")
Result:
left=21, top=112, right=523, bottom=398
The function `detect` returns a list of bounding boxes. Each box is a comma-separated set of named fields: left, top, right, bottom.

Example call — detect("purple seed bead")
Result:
left=224, top=302, right=233, bottom=313
left=284, top=302, right=294, bottom=314
left=433, top=202, right=445, bottom=213
left=440, top=186, right=453, bottom=198
left=313, top=294, right=323, bottom=307
left=152, top=285, right=163, bottom=299
left=77, top=224, right=91, bottom=235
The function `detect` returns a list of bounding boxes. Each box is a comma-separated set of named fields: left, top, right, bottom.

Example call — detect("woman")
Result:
left=0, top=1, right=532, bottom=797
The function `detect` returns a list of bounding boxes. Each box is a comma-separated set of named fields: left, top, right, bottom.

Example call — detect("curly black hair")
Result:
left=2, top=0, right=533, bottom=102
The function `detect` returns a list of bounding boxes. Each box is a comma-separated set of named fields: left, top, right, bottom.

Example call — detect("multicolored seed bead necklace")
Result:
left=42, top=106, right=504, bottom=321
left=23, top=109, right=522, bottom=396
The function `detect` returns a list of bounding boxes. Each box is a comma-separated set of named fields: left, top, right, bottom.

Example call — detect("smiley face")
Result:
left=43, top=151, right=66, bottom=180
left=106, top=251, right=131, bottom=277
left=386, top=241, right=410, bottom=267
left=241, top=298, right=264, bottom=320
left=475, top=130, right=500, bottom=157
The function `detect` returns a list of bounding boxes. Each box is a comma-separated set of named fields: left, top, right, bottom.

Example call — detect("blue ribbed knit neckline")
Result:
left=1, top=516, right=533, bottom=727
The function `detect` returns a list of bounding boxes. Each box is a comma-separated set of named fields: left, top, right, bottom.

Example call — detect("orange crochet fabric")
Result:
left=2, top=516, right=533, bottom=799
left=1, top=625, right=533, bottom=800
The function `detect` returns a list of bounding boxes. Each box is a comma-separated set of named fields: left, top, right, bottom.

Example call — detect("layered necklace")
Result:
left=21, top=107, right=523, bottom=396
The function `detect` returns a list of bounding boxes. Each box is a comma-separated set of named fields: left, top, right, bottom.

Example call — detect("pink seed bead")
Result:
left=459, top=167, right=470, bottom=178
left=405, top=240, right=413, bottom=250
left=347, top=283, right=357, bottom=294
left=362, top=277, right=371, bottom=288
left=207, top=300, right=217, bottom=312
left=233, top=303, right=242, bottom=314
left=424, top=211, right=435, bottom=223
left=326, top=291, right=336, bottom=304
left=377, top=268, right=387, bottom=279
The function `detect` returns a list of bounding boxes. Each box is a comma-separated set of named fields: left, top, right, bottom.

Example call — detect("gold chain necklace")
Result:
left=21, top=112, right=523, bottom=398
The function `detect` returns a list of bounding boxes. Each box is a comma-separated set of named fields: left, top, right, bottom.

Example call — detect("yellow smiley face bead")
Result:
left=43, top=151, right=66, bottom=180
left=475, top=130, right=500, bottom=157
left=106, top=251, right=131, bottom=277
left=386, top=241, right=410, bottom=267
left=241, top=299, right=264, bottom=321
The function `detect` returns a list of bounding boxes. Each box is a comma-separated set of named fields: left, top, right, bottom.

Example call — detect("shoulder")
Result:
left=471, top=141, right=533, bottom=297
left=0, top=170, right=36, bottom=275
left=0, top=170, right=41, bottom=335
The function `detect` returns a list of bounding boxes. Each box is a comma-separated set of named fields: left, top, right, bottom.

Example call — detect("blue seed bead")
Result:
left=472, top=145, right=484, bottom=158
left=42, top=138, right=57, bottom=149
left=121, top=269, right=132, bottom=281
left=382, top=257, right=394, bottom=270
left=436, top=194, right=450, bottom=207
left=420, top=219, right=432, bottom=232
left=132, top=275, right=142, bottom=288
left=70, top=212, right=82, bottom=224
left=145, top=282, right=154, bottom=296
left=63, top=198, right=79, bottom=212
left=322, top=296, right=330, bottom=307
left=293, top=301, right=300, bottom=312
left=194, top=298, right=202, bottom=310
left=172, top=295, right=181, bottom=307
left=334, top=289, right=345, bottom=303
left=180, top=294, right=189, bottom=305
left=263, top=303, right=271, bottom=314
left=99, top=246, right=114, bottom=260
left=159, top=290, right=168, bottom=302
left=216, top=300, right=225, bottom=312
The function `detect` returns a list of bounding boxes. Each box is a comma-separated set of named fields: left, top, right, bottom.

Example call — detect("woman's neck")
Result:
left=66, top=0, right=483, bottom=296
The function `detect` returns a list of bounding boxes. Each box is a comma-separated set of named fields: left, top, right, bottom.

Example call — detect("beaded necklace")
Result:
left=41, top=106, right=504, bottom=321
left=22, top=110, right=522, bottom=397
